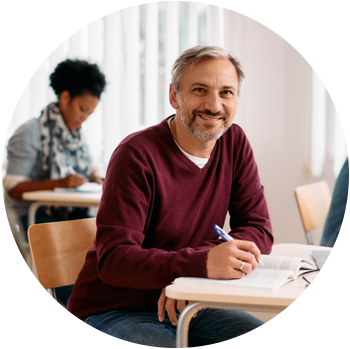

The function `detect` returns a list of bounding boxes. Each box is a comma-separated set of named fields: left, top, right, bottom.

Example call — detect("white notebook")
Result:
left=174, top=254, right=317, bottom=292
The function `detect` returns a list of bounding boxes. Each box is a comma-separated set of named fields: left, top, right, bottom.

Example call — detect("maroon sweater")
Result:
left=68, top=117, right=273, bottom=319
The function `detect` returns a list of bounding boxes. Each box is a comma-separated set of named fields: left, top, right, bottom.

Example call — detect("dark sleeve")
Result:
left=228, top=132, right=274, bottom=254
left=321, top=155, right=350, bottom=248
left=94, top=144, right=208, bottom=290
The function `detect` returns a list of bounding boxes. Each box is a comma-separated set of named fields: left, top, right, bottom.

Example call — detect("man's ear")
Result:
left=169, top=84, right=180, bottom=110
left=59, top=90, right=71, bottom=105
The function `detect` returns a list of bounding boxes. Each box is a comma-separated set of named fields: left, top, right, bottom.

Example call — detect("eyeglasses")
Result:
left=303, top=270, right=350, bottom=288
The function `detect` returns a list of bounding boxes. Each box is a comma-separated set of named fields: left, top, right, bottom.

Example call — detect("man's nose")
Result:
left=204, top=93, right=222, bottom=114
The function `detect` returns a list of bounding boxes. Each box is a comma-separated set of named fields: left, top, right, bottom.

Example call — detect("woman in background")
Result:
left=3, top=59, right=106, bottom=306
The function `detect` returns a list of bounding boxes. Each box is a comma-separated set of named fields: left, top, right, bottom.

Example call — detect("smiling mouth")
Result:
left=198, top=114, right=223, bottom=121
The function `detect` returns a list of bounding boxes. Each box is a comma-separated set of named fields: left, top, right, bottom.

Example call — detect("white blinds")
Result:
left=6, top=2, right=222, bottom=169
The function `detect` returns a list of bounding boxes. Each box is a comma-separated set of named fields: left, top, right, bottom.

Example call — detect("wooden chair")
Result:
left=295, top=181, right=331, bottom=245
left=295, top=181, right=340, bottom=349
left=28, top=217, right=96, bottom=300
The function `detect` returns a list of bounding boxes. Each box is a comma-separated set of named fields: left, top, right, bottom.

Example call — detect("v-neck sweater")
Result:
left=68, top=116, right=273, bottom=319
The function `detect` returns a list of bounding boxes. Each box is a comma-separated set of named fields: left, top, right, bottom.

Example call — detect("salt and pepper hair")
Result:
left=171, top=46, right=245, bottom=96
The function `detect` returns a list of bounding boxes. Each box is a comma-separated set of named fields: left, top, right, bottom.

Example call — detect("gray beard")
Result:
left=179, top=109, right=235, bottom=142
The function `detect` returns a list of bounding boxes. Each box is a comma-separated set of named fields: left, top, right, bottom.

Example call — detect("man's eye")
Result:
left=222, top=90, right=233, bottom=95
left=193, top=88, right=204, bottom=92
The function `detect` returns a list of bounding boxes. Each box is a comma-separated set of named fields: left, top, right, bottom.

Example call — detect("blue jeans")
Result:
left=83, top=308, right=263, bottom=347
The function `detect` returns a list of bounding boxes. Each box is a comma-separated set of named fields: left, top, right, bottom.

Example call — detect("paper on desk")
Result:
left=53, top=182, right=103, bottom=193
left=75, top=182, right=103, bottom=192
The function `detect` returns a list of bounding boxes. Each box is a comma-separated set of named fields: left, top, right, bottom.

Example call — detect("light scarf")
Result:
left=39, top=103, right=90, bottom=179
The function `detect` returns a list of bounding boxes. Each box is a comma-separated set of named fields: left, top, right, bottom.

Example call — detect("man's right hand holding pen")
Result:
left=206, top=225, right=262, bottom=279
left=158, top=225, right=262, bottom=326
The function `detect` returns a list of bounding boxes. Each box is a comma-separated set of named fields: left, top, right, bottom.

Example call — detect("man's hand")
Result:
left=157, top=288, right=196, bottom=326
left=207, top=240, right=261, bottom=279
left=58, top=174, right=86, bottom=188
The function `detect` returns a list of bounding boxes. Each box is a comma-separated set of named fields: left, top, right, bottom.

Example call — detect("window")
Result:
left=6, top=2, right=223, bottom=169
left=311, top=0, right=350, bottom=177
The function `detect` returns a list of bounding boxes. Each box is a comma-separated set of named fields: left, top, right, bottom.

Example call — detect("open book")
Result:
left=174, top=254, right=318, bottom=292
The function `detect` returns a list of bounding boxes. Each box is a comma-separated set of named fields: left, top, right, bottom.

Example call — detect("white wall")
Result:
left=223, top=11, right=344, bottom=244
left=225, top=0, right=350, bottom=331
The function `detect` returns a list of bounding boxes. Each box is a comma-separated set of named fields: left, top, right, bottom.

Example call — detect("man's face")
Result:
left=1, top=17, right=20, bottom=125
left=170, top=58, right=239, bottom=142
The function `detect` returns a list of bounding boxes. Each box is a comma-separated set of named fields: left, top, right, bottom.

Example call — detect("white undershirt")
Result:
left=167, top=118, right=209, bottom=169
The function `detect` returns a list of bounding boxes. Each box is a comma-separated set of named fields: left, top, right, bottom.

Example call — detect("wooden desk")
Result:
left=22, top=190, right=101, bottom=227
left=22, top=189, right=100, bottom=273
left=165, top=243, right=332, bottom=348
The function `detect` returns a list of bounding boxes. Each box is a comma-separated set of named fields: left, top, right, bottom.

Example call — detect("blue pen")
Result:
left=214, top=225, right=264, bottom=266
left=66, top=163, right=77, bottom=175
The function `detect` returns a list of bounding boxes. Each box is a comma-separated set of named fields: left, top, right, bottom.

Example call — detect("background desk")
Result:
left=165, top=243, right=332, bottom=347
left=22, top=190, right=100, bottom=273
left=22, top=190, right=101, bottom=227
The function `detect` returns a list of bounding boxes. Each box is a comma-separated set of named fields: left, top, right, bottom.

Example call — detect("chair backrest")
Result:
left=295, top=181, right=331, bottom=244
left=28, top=217, right=96, bottom=290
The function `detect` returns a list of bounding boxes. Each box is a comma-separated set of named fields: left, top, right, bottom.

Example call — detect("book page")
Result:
left=258, top=255, right=316, bottom=275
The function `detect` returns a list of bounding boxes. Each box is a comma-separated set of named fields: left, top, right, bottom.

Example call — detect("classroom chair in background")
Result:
left=295, top=181, right=331, bottom=245
left=28, top=218, right=96, bottom=300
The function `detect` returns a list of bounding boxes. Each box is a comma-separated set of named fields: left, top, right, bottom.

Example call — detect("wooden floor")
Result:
left=39, top=323, right=350, bottom=349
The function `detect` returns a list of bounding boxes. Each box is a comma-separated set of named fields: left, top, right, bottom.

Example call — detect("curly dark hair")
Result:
left=49, top=59, right=107, bottom=99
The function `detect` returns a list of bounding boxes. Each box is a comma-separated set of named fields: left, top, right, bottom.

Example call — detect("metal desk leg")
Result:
left=176, top=302, right=205, bottom=348
left=283, top=314, right=292, bottom=338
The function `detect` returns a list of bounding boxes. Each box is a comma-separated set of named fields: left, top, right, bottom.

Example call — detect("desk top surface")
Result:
left=166, top=244, right=332, bottom=308
left=22, top=190, right=101, bottom=204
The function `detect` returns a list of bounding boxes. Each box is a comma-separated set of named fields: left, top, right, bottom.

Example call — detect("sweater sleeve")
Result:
left=95, top=143, right=208, bottom=290
left=228, top=132, right=274, bottom=254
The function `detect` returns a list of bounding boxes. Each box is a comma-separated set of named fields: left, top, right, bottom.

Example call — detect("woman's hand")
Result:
left=89, top=176, right=104, bottom=184
left=89, top=171, right=104, bottom=184
left=58, top=174, right=86, bottom=188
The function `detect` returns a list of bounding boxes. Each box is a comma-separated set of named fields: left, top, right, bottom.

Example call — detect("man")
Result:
left=68, top=46, right=274, bottom=347
left=1, top=0, right=91, bottom=349
left=321, top=155, right=350, bottom=248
